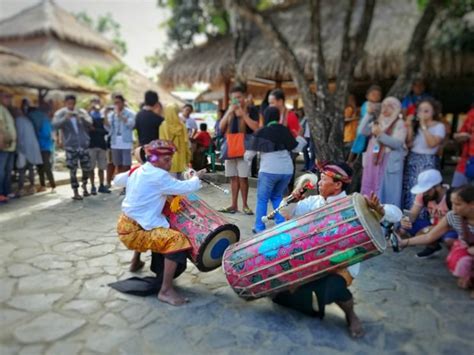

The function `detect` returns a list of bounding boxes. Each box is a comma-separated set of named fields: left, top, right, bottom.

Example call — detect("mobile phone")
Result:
left=231, top=98, right=239, bottom=105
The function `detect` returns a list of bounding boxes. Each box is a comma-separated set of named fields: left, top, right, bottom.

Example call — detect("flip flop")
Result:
left=243, top=207, right=254, bottom=215
left=218, top=206, right=237, bottom=214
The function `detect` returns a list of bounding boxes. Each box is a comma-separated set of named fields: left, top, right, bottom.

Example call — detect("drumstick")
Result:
left=201, top=178, right=230, bottom=194
left=262, top=181, right=316, bottom=223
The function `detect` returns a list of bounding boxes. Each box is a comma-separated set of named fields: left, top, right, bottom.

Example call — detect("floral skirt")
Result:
left=446, top=240, right=473, bottom=279
left=117, top=214, right=192, bottom=254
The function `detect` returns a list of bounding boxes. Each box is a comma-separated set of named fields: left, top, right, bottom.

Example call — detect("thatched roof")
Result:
left=160, top=36, right=234, bottom=88
left=121, top=69, right=185, bottom=106
left=161, top=0, right=474, bottom=88
left=0, top=0, right=182, bottom=106
left=0, top=0, right=115, bottom=52
left=0, top=46, right=107, bottom=94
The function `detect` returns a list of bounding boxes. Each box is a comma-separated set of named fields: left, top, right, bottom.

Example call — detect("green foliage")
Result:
left=74, top=11, right=128, bottom=55
left=145, top=48, right=170, bottom=69
left=76, top=64, right=127, bottom=91
left=157, top=0, right=229, bottom=48
left=432, top=0, right=474, bottom=51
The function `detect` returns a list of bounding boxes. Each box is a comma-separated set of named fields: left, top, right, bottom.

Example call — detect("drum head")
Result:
left=196, top=224, right=240, bottom=272
left=353, top=193, right=386, bottom=252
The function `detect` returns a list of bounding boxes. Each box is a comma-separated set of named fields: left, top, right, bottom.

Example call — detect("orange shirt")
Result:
left=343, top=106, right=358, bottom=143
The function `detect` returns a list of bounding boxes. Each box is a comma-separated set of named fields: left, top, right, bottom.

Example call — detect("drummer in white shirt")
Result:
left=274, top=161, right=383, bottom=338
left=116, top=139, right=206, bottom=306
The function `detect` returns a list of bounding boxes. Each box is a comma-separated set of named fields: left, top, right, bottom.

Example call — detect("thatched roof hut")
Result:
left=0, top=46, right=107, bottom=94
left=160, top=36, right=234, bottom=88
left=161, top=0, right=474, bottom=88
left=0, top=0, right=182, bottom=105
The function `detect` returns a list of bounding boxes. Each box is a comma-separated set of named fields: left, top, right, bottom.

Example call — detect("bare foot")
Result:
left=457, top=277, right=471, bottom=289
left=158, top=288, right=189, bottom=306
left=346, top=313, right=365, bottom=338
left=129, top=259, right=145, bottom=272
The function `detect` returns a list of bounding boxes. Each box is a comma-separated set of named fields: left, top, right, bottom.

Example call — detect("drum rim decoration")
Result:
left=195, top=223, right=240, bottom=272
left=352, top=193, right=386, bottom=252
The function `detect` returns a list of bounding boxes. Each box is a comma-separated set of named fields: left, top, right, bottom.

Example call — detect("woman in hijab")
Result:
left=245, top=106, right=298, bottom=233
left=159, top=104, right=191, bottom=178
left=361, top=97, right=407, bottom=207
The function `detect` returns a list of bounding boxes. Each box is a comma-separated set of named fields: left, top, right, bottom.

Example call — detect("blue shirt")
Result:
left=38, top=118, right=53, bottom=152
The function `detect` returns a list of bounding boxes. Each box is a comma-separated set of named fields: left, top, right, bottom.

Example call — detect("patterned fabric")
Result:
left=223, top=194, right=380, bottom=299
left=144, top=139, right=177, bottom=163
left=117, top=213, right=192, bottom=254
left=402, top=152, right=439, bottom=210
left=446, top=240, right=473, bottom=278
left=65, top=149, right=91, bottom=189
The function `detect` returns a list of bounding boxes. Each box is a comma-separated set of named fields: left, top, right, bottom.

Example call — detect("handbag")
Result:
left=465, top=157, right=474, bottom=179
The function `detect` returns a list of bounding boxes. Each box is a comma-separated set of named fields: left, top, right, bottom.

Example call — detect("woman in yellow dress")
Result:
left=159, top=104, right=191, bottom=177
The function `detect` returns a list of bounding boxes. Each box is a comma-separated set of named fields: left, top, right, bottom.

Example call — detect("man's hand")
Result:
left=365, top=192, right=384, bottom=217
left=400, top=217, right=413, bottom=230
left=291, top=188, right=306, bottom=201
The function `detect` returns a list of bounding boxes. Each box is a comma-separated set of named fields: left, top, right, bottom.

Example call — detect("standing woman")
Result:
left=361, top=97, right=407, bottom=207
left=403, top=98, right=445, bottom=209
left=244, top=106, right=297, bottom=233
left=159, top=104, right=190, bottom=178
left=268, top=89, right=301, bottom=191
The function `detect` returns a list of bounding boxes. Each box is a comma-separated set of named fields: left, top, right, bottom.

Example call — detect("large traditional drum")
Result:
left=222, top=193, right=385, bottom=299
left=164, top=193, right=240, bottom=272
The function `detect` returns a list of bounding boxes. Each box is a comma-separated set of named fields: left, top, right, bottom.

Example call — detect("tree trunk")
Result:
left=387, top=0, right=442, bottom=99
left=227, top=0, right=256, bottom=86
left=228, top=0, right=376, bottom=162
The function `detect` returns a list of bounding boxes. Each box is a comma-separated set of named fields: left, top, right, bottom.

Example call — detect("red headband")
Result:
left=316, top=161, right=352, bottom=184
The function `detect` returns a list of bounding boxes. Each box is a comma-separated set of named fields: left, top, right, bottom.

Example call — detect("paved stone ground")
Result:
left=0, top=183, right=473, bottom=355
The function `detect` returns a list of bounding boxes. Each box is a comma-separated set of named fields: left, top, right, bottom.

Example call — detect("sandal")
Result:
left=218, top=206, right=237, bottom=214
left=243, top=207, right=254, bottom=215
left=72, top=195, right=83, bottom=201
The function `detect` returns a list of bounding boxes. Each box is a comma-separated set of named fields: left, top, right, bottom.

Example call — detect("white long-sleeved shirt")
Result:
left=292, top=191, right=361, bottom=277
left=121, top=162, right=201, bottom=230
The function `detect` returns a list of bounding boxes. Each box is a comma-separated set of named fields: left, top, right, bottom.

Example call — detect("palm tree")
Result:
left=77, top=63, right=126, bottom=91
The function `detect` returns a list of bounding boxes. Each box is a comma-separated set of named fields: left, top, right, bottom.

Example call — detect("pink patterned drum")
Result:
left=164, top=193, right=240, bottom=272
left=222, top=193, right=385, bottom=299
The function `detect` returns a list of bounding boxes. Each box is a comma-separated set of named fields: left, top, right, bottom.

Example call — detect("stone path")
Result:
left=0, top=184, right=473, bottom=355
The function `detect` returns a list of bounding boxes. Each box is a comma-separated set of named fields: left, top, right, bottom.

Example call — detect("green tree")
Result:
left=75, top=11, right=128, bottom=55
left=157, top=0, right=230, bottom=48
left=77, top=64, right=127, bottom=91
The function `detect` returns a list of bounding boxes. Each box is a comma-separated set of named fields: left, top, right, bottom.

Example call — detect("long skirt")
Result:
left=117, top=214, right=191, bottom=254
left=402, top=152, right=439, bottom=210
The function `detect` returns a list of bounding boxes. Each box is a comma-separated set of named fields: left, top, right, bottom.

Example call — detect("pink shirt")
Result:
left=414, top=192, right=449, bottom=225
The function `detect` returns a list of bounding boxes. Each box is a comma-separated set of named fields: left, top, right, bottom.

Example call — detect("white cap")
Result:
left=410, top=169, right=443, bottom=194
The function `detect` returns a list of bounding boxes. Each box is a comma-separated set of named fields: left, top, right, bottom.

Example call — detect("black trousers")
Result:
left=272, top=274, right=352, bottom=318
left=109, top=251, right=187, bottom=296
left=37, top=151, right=56, bottom=188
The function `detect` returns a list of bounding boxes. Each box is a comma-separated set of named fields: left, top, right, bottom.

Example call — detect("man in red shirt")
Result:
left=452, top=106, right=474, bottom=188
left=191, top=123, right=212, bottom=170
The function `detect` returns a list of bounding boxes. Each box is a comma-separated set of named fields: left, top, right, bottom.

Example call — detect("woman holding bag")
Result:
left=218, top=85, right=259, bottom=215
